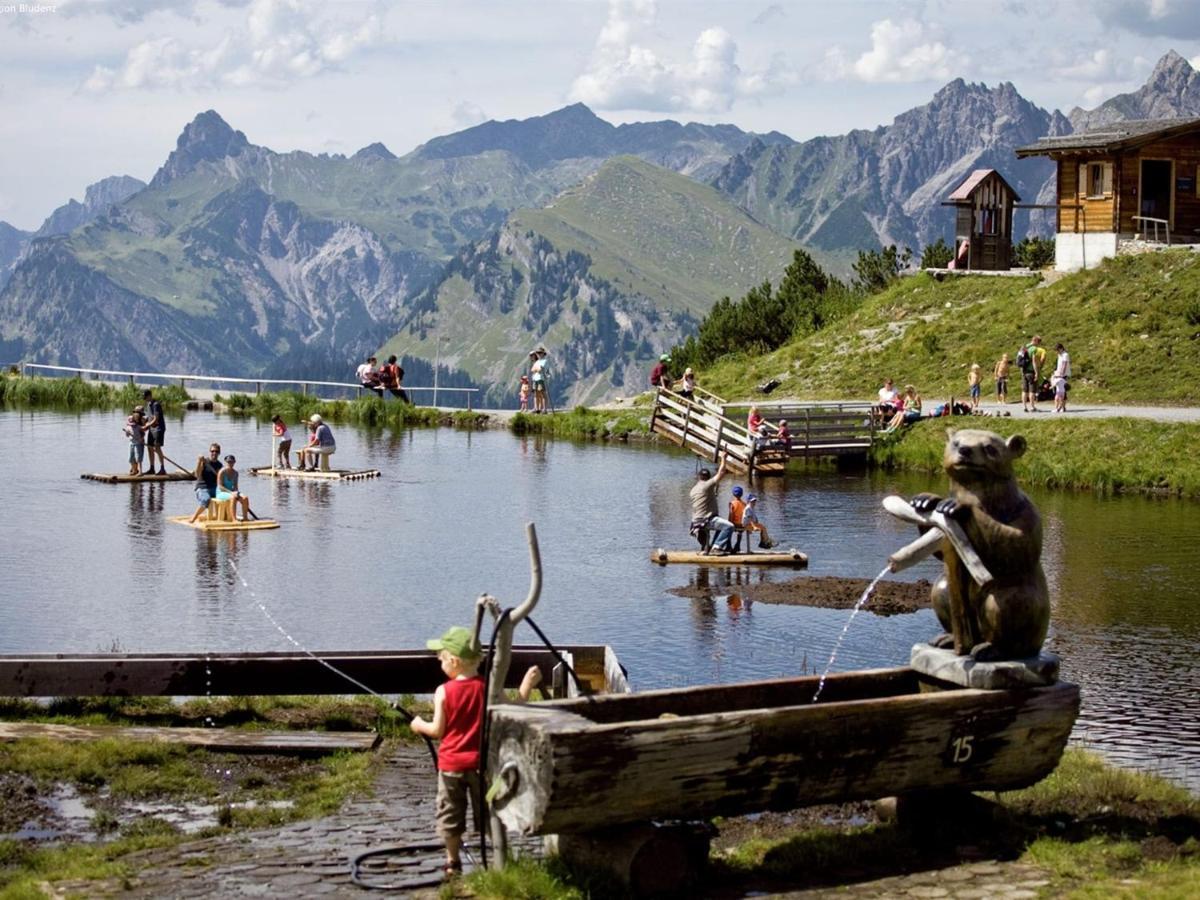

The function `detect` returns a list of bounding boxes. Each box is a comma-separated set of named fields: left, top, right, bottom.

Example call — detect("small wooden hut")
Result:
left=1015, top=116, right=1200, bottom=270
left=942, top=169, right=1020, bottom=270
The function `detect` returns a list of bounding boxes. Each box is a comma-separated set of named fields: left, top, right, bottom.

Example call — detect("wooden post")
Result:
left=713, top=420, right=723, bottom=462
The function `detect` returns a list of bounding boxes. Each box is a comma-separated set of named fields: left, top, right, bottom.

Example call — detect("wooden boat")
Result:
left=168, top=515, right=279, bottom=532
left=248, top=466, right=380, bottom=482
left=652, top=547, right=808, bottom=566
left=488, top=664, right=1080, bottom=836
left=81, top=472, right=194, bottom=484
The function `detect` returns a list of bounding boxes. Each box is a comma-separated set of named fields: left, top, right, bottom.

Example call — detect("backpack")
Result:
left=1015, top=346, right=1031, bottom=372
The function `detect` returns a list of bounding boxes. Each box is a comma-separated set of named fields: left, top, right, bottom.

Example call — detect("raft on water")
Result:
left=652, top=548, right=808, bottom=566
left=248, top=466, right=380, bottom=482
left=81, top=472, right=194, bottom=484
left=168, top=515, right=280, bottom=532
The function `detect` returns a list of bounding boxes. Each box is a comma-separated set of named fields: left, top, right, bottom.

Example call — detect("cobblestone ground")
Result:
left=763, top=862, right=1054, bottom=899
left=50, top=743, right=534, bottom=898
left=48, top=744, right=1058, bottom=898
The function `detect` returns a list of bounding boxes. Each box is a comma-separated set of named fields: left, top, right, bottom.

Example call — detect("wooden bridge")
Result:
left=649, top=386, right=875, bottom=477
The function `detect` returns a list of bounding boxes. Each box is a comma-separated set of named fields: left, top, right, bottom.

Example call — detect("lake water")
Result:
left=1, top=408, right=1197, bottom=792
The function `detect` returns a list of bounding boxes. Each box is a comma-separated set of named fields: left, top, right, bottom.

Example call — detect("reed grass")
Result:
left=217, top=390, right=467, bottom=430
left=509, top=406, right=648, bottom=440
left=0, top=375, right=188, bottom=410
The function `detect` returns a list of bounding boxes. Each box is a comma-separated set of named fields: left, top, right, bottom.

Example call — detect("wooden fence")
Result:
left=650, top=388, right=874, bottom=477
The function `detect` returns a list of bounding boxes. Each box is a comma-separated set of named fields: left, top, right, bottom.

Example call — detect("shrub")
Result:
left=920, top=238, right=953, bottom=269
left=1014, top=236, right=1055, bottom=269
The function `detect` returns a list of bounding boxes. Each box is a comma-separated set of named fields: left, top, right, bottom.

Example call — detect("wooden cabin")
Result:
left=943, top=169, right=1020, bottom=270
left=1016, top=117, right=1200, bottom=270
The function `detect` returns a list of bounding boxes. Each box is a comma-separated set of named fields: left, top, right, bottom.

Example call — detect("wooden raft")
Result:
left=81, top=472, right=194, bottom=484
left=487, top=666, right=1080, bottom=835
left=168, top=515, right=279, bottom=531
left=248, top=466, right=380, bottom=481
left=652, top=548, right=808, bottom=566
left=0, top=721, right=379, bottom=755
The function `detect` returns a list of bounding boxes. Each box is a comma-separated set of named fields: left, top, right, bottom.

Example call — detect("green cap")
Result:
left=660, top=354, right=670, bottom=362
left=426, top=626, right=479, bottom=659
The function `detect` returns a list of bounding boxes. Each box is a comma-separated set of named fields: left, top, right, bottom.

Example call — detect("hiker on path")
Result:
left=1052, top=342, right=1072, bottom=413
left=968, top=363, right=982, bottom=410
left=649, top=354, right=670, bottom=388
left=143, top=389, right=167, bottom=476
left=530, top=348, right=549, bottom=413
left=1021, top=335, right=1047, bottom=412
left=994, top=353, right=1011, bottom=406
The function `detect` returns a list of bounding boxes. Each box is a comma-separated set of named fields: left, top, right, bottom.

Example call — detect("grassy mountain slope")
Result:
left=699, top=250, right=1200, bottom=406
left=380, top=157, right=838, bottom=405
left=513, top=156, right=826, bottom=316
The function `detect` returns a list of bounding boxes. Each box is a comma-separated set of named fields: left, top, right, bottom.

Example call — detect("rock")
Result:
left=910, top=642, right=1060, bottom=689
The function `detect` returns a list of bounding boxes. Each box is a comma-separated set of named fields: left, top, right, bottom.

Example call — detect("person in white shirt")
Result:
left=356, top=357, right=383, bottom=397
left=876, top=378, right=899, bottom=423
left=1051, top=343, right=1071, bottom=413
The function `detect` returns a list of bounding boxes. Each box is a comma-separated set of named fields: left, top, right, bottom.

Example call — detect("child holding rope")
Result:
left=410, top=626, right=542, bottom=879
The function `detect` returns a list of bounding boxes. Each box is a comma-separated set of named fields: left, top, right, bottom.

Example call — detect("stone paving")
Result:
left=50, top=743, right=527, bottom=898
left=47, top=743, right=1061, bottom=898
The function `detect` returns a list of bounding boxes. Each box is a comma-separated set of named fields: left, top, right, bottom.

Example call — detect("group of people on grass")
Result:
left=876, top=335, right=1072, bottom=431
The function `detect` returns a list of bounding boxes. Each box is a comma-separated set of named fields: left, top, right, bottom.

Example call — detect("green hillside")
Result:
left=512, top=156, right=835, bottom=317
left=699, top=249, right=1200, bottom=406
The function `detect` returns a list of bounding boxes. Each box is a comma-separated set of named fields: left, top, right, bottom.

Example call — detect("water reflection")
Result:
left=2, top=409, right=1198, bottom=792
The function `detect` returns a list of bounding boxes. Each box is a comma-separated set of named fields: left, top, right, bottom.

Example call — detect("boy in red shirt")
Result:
left=411, top=626, right=541, bottom=878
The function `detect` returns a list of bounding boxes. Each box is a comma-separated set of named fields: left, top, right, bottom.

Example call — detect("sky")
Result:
left=2, top=0, right=1198, bottom=230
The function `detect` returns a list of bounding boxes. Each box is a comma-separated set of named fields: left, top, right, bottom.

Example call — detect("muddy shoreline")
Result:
left=668, top=574, right=933, bottom=616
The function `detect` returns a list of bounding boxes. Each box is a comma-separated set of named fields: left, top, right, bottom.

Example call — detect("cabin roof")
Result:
left=1015, top=116, right=1200, bottom=158
left=946, top=168, right=1020, bottom=202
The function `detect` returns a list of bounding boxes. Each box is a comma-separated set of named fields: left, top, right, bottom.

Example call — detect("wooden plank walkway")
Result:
left=0, top=721, right=380, bottom=754
left=649, top=387, right=874, bottom=476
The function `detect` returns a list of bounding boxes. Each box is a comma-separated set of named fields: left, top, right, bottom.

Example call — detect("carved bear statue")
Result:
left=911, top=429, right=1049, bottom=660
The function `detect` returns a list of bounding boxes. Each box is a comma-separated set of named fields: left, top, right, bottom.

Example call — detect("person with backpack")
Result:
left=379, top=354, right=408, bottom=403
left=1019, top=335, right=1046, bottom=412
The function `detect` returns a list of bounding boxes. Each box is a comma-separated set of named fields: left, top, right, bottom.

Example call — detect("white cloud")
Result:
left=823, top=18, right=963, bottom=84
left=82, top=0, right=381, bottom=92
left=1050, top=48, right=1140, bottom=81
left=61, top=0, right=250, bottom=25
left=1099, top=0, right=1200, bottom=37
left=568, top=0, right=790, bottom=113
left=450, top=101, right=488, bottom=129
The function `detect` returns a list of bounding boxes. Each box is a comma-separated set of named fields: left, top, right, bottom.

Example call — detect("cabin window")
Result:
left=1083, top=162, right=1113, bottom=199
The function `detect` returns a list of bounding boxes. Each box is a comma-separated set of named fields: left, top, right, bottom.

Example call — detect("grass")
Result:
left=447, top=749, right=1198, bottom=898
left=507, top=406, right=648, bottom=440
left=701, top=250, right=1200, bottom=407
left=869, top=415, right=1200, bottom=497
left=0, top=375, right=189, bottom=410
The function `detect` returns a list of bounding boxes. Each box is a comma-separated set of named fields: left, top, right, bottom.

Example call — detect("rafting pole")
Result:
left=159, top=451, right=195, bottom=477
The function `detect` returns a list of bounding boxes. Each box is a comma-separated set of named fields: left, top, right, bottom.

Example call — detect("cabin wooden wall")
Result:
left=1057, top=157, right=1116, bottom=232
left=1056, top=134, right=1200, bottom=238
left=1119, top=136, right=1200, bottom=237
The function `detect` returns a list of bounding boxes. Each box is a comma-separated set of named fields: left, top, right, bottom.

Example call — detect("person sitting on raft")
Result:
left=216, top=454, right=253, bottom=521
left=689, top=452, right=736, bottom=554
left=297, top=414, right=336, bottom=470
left=189, top=443, right=225, bottom=523
left=728, top=485, right=776, bottom=551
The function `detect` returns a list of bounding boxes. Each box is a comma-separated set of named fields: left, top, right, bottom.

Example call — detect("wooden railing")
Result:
left=650, top=388, right=875, bottom=476
left=15, top=363, right=481, bottom=409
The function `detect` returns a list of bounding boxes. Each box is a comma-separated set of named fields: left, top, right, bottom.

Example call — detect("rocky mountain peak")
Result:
left=35, top=174, right=147, bottom=239
left=1070, top=50, right=1200, bottom=132
left=150, top=110, right=252, bottom=188
left=352, top=142, right=397, bottom=162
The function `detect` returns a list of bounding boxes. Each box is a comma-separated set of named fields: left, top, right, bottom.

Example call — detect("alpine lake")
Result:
left=1, top=406, right=1197, bottom=793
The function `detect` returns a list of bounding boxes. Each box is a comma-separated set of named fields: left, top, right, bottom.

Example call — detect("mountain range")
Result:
left=3, top=50, right=1199, bottom=403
